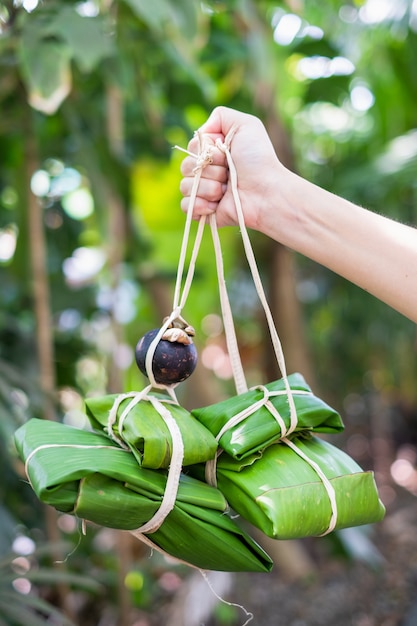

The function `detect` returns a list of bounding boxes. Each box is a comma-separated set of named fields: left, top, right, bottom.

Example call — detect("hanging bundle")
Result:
left=193, top=435, right=385, bottom=539
left=191, top=372, right=344, bottom=460
left=14, top=125, right=385, bottom=575
left=85, top=390, right=217, bottom=469
left=15, top=418, right=272, bottom=572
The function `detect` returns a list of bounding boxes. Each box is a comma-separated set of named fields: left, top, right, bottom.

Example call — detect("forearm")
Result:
left=261, top=170, right=417, bottom=323
left=180, top=106, right=417, bottom=322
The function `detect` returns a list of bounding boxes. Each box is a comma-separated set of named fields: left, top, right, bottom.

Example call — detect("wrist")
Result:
left=254, top=164, right=301, bottom=246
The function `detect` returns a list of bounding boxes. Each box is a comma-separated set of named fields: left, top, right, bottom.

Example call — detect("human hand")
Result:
left=179, top=107, right=283, bottom=230
left=181, top=110, right=417, bottom=324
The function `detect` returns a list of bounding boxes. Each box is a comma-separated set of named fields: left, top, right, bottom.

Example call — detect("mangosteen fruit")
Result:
left=135, top=326, right=197, bottom=385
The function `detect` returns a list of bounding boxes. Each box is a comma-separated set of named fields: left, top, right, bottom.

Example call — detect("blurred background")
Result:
left=1, top=0, right=417, bottom=624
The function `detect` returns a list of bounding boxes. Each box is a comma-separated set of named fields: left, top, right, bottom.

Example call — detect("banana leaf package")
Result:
left=84, top=389, right=218, bottom=469
left=191, top=373, right=344, bottom=459
left=13, top=136, right=385, bottom=577
left=192, top=435, right=385, bottom=540
left=14, top=418, right=273, bottom=573
left=191, top=371, right=385, bottom=538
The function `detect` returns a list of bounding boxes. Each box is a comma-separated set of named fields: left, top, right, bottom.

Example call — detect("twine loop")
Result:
left=213, top=386, right=313, bottom=445
left=115, top=134, right=215, bottom=536
left=203, top=127, right=338, bottom=537
left=105, top=379, right=184, bottom=536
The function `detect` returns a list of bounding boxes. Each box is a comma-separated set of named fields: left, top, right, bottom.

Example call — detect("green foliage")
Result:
left=1, top=0, right=417, bottom=622
left=0, top=543, right=101, bottom=626
left=17, top=4, right=114, bottom=113
left=124, top=0, right=199, bottom=37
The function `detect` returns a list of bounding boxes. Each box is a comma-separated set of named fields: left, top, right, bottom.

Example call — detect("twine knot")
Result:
left=107, top=387, right=184, bottom=535
left=192, top=129, right=214, bottom=173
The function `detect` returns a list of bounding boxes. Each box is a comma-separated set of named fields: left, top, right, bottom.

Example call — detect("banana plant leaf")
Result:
left=14, top=419, right=273, bottom=573
left=191, top=373, right=344, bottom=459
left=85, top=392, right=218, bottom=469
left=193, top=435, right=385, bottom=540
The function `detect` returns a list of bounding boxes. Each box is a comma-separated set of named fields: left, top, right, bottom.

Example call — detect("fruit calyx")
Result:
left=161, top=316, right=195, bottom=345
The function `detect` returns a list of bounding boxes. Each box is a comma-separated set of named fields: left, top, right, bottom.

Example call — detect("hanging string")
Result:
left=209, top=212, right=248, bottom=395
left=107, top=384, right=177, bottom=446
left=173, top=132, right=213, bottom=311
left=115, top=134, right=215, bottom=537
left=282, top=437, right=338, bottom=535
left=134, top=394, right=185, bottom=534
left=144, top=133, right=212, bottom=387
left=104, top=382, right=184, bottom=535
left=107, top=125, right=337, bottom=539
left=202, top=128, right=338, bottom=535
left=214, top=387, right=313, bottom=444
left=214, top=128, right=299, bottom=437
left=199, top=570, right=254, bottom=626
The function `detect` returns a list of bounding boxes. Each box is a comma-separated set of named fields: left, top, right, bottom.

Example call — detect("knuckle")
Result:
left=205, top=180, right=223, bottom=201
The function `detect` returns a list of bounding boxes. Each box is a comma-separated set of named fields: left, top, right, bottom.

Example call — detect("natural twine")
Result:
left=203, top=127, right=338, bottom=536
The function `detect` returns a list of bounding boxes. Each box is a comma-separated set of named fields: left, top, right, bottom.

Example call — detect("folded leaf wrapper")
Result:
left=85, top=392, right=218, bottom=469
left=191, top=373, right=344, bottom=459
left=201, top=435, right=385, bottom=539
left=15, top=419, right=272, bottom=573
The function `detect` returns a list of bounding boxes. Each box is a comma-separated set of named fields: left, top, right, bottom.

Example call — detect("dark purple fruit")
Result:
left=135, top=328, right=198, bottom=385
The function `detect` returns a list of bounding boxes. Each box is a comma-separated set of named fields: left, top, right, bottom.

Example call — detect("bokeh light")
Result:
left=350, top=84, right=375, bottom=111
left=62, top=187, right=94, bottom=220
left=63, top=247, right=106, bottom=286
left=0, top=225, right=18, bottom=263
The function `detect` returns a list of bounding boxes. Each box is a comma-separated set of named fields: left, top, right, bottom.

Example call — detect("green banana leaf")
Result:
left=85, top=392, right=218, bottom=469
left=14, top=419, right=272, bottom=573
left=193, top=435, right=385, bottom=539
left=191, top=373, right=344, bottom=459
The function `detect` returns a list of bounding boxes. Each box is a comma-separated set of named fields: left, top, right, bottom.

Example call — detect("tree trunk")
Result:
left=266, top=242, right=315, bottom=384
left=24, top=110, right=77, bottom=624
